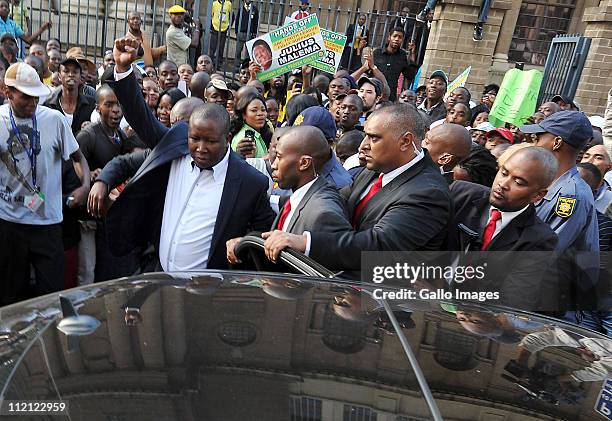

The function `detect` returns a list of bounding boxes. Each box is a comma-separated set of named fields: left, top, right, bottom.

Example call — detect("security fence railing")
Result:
left=14, top=0, right=428, bottom=73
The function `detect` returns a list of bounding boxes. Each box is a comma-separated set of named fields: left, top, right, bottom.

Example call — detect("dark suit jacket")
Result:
left=392, top=17, right=414, bottom=38
left=272, top=177, right=351, bottom=234
left=450, top=180, right=559, bottom=310
left=345, top=24, right=369, bottom=45
left=104, top=70, right=275, bottom=269
left=309, top=152, right=453, bottom=271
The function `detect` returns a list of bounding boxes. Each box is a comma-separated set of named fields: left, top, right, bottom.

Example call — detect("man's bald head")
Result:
left=189, top=71, right=211, bottom=100
left=422, top=123, right=472, bottom=170
left=343, top=94, right=364, bottom=113
left=235, top=86, right=258, bottom=103
left=190, top=103, right=230, bottom=135
left=282, top=126, right=329, bottom=159
left=538, top=101, right=561, bottom=117
left=171, top=97, right=205, bottom=125
left=273, top=126, right=329, bottom=190
left=247, top=79, right=265, bottom=94
left=489, top=146, right=558, bottom=211
left=509, top=147, right=558, bottom=190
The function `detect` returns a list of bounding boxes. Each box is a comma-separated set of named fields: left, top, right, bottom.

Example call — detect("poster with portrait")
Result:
left=311, top=29, right=347, bottom=74
left=246, top=14, right=326, bottom=82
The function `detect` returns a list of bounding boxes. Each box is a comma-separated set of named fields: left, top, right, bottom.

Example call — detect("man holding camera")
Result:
left=166, top=4, right=200, bottom=66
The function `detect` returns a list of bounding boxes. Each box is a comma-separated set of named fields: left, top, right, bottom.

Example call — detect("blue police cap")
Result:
left=520, top=110, right=593, bottom=149
left=294, top=106, right=337, bottom=140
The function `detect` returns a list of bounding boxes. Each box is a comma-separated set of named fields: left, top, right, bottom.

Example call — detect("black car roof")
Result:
left=0, top=271, right=608, bottom=420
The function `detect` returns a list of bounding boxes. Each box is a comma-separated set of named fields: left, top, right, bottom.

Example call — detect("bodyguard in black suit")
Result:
left=262, top=104, right=452, bottom=271
left=450, top=147, right=560, bottom=310
left=92, top=38, right=274, bottom=270
left=227, top=126, right=350, bottom=264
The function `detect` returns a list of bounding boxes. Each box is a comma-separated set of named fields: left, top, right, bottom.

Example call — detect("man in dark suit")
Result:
left=341, top=14, right=370, bottom=72
left=226, top=126, right=351, bottom=264
left=89, top=37, right=275, bottom=271
left=450, top=147, right=560, bottom=310
left=262, top=104, right=453, bottom=271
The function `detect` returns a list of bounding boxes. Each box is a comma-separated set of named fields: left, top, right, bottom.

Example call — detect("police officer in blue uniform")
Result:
left=521, top=111, right=599, bottom=313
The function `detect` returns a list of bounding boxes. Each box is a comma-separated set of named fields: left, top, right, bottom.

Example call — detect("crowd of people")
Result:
left=0, top=4, right=610, bottom=337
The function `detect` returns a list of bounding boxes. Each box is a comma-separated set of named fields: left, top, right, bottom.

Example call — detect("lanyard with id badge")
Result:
left=6, top=109, right=44, bottom=213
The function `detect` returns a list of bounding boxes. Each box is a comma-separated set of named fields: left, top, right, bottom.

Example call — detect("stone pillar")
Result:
left=573, top=0, right=612, bottom=116
left=419, top=0, right=513, bottom=96
left=488, top=0, right=522, bottom=85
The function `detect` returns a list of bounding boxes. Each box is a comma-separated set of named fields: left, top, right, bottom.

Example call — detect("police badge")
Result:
left=555, top=196, right=576, bottom=218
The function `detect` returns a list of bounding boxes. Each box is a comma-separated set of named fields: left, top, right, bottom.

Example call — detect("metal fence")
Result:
left=17, top=0, right=426, bottom=73
left=538, top=34, right=591, bottom=106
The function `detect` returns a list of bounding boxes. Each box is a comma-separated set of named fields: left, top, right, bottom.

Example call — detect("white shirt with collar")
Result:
left=487, top=204, right=530, bottom=239
left=159, top=147, right=231, bottom=271
left=281, top=177, right=318, bottom=232
left=359, top=149, right=425, bottom=201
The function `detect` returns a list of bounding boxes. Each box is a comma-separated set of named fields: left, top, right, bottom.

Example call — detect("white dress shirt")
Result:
left=281, top=178, right=317, bottom=232
left=159, top=147, right=230, bottom=271
left=487, top=205, right=530, bottom=239
left=359, top=149, right=425, bottom=201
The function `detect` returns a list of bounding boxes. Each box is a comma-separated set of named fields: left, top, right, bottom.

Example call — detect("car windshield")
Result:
left=0, top=271, right=608, bottom=420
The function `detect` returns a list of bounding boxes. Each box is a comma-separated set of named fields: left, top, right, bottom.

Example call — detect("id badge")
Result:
left=25, top=191, right=45, bottom=213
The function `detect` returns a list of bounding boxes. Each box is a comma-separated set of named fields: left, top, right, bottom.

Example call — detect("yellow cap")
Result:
left=168, top=4, right=187, bottom=14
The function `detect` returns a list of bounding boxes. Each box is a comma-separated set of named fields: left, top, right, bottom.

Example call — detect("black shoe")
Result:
left=473, top=24, right=483, bottom=41
left=416, top=8, right=429, bottom=23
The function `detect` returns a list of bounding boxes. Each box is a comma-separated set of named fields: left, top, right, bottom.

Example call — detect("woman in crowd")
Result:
left=156, top=88, right=186, bottom=128
left=265, top=97, right=280, bottom=128
left=265, top=74, right=289, bottom=124
left=471, top=108, right=489, bottom=128
left=230, top=91, right=270, bottom=158
left=143, top=77, right=160, bottom=112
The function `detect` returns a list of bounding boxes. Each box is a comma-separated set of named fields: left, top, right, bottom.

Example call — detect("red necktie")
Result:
left=352, top=175, right=383, bottom=226
left=481, top=209, right=502, bottom=250
left=276, top=199, right=292, bottom=231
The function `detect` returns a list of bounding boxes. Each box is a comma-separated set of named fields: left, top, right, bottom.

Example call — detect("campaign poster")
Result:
left=246, top=14, right=325, bottom=82
left=311, top=29, right=347, bottom=74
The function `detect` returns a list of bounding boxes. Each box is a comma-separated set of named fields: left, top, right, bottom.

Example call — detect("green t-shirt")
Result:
left=231, top=124, right=268, bottom=158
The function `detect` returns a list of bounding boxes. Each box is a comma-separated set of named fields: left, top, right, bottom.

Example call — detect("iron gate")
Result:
left=538, top=34, right=591, bottom=106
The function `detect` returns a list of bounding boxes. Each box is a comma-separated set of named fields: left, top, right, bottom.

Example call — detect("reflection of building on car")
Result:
left=0, top=272, right=608, bottom=420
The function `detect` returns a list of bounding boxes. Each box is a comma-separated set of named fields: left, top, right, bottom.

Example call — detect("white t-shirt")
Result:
left=166, top=25, right=191, bottom=66
left=0, top=104, right=79, bottom=225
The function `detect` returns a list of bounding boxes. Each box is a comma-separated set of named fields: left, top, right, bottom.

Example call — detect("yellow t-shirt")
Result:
left=211, top=0, right=232, bottom=32
left=43, top=74, right=53, bottom=86
left=10, top=3, right=28, bottom=30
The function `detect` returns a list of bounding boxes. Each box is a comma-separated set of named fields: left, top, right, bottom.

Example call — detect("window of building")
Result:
left=343, top=404, right=378, bottom=421
left=433, top=328, right=479, bottom=371
left=217, top=322, right=257, bottom=347
left=509, top=0, right=576, bottom=66
left=291, top=397, right=322, bottom=421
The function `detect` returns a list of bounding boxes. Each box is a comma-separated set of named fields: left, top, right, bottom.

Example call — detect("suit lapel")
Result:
left=354, top=156, right=430, bottom=226
left=469, top=196, right=490, bottom=235
left=209, top=152, right=242, bottom=257
left=132, top=127, right=189, bottom=182
left=286, top=178, right=324, bottom=233
left=348, top=170, right=377, bottom=213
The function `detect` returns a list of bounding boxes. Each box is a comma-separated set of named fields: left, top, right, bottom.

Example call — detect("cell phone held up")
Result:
left=244, top=129, right=256, bottom=155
